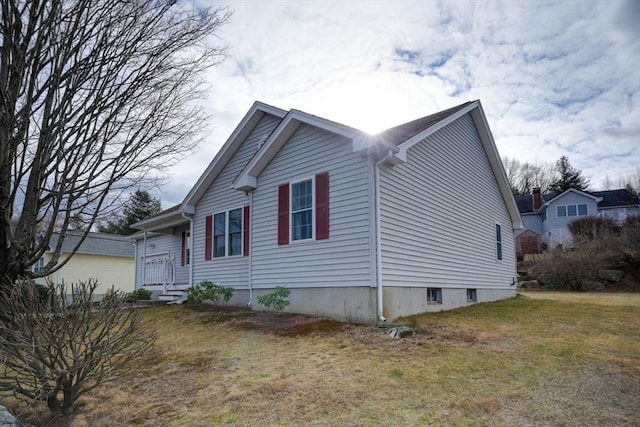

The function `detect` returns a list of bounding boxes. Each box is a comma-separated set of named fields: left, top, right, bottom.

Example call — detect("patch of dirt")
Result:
left=345, top=324, right=512, bottom=352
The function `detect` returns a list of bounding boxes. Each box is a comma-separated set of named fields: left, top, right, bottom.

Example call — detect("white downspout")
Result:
left=247, top=191, right=253, bottom=307
left=181, top=213, right=194, bottom=288
left=375, top=151, right=394, bottom=322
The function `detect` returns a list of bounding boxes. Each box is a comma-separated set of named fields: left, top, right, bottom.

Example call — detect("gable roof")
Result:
left=133, top=99, right=523, bottom=231
left=182, top=101, right=287, bottom=209
left=232, top=99, right=523, bottom=230
left=48, top=232, right=134, bottom=257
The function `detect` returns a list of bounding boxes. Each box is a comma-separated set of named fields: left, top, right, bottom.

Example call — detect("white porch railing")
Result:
left=143, top=253, right=175, bottom=294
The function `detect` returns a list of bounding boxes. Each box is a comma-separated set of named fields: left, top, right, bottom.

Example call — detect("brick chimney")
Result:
left=532, top=187, right=542, bottom=210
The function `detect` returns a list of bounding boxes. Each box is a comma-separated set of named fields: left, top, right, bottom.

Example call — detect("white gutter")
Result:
left=181, top=212, right=194, bottom=288
left=374, top=150, right=394, bottom=322
left=247, top=191, right=254, bottom=307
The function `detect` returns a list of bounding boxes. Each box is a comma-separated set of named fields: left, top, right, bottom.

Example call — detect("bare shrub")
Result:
left=0, top=278, right=156, bottom=415
left=615, top=214, right=640, bottom=276
left=568, top=216, right=617, bottom=244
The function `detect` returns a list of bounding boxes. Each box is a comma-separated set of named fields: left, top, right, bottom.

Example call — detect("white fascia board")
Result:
left=184, top=102, right=287, bottom=205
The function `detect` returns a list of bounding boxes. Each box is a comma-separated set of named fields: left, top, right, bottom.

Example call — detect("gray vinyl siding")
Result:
left=379, top=112, right=516, bottom=289
left=251, top=124, right=371, bottom=289
left=192, top=114, right=282, bottom=289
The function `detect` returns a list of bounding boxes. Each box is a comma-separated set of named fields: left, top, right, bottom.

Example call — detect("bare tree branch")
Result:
left=0, top=0, right=231, bottom=282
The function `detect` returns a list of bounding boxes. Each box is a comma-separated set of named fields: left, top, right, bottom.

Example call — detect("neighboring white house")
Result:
left=132, top=100, right=523, bottom=323
left=516, top=188, right=640, bottom=250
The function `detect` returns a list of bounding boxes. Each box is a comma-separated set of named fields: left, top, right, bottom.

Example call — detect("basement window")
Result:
left=467, top=289, right=477, bottom=302
left=427, top=288, right=442, bottom=304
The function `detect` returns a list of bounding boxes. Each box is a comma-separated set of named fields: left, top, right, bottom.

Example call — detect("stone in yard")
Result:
left=388, top=326, right=413, bottom=339
left=538, top=273, right=565, bottom=290
left=580, top=281, right=605, bottom=291
left=518, top=280, right=541, bottom=290
left=598, top=269, right=624, bottom=283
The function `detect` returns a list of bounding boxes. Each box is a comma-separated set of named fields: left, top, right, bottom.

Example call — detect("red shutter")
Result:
left=205, top=215, right=213, bottom=260
left=243, top=205, right=250, bottom=256
left=181, top=231, right=186, bottom=266
left=315, top=172, right=329, bottom=240
left=277, top=183, right=289, bottom=245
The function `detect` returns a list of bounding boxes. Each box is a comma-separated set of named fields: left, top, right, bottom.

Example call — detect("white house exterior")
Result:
left=133, top=100, right=522, bottom=323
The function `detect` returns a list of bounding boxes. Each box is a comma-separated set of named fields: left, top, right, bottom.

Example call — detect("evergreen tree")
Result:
left=99, top=190, right=161, bottom=235
left=549, top=156, right=590, bottom=193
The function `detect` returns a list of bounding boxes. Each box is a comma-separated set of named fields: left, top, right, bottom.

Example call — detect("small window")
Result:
left=578, top=204, right=587, bottom=216
left=213, top=212, right=226, bottom=257
left=557, top=206, right=567, bottom=217
left=32, top=257, right=45, bottom=273
left=495, top=223, right=502, bottom=261
left=467, top=289, right=477, bottom=302
left=567, top=205, right=577, bottom=217
left=427, top=288, right=442, bottom=304
left=291, top=179, right=313, bottom=241
left=184, top=232, right=191, bottom=265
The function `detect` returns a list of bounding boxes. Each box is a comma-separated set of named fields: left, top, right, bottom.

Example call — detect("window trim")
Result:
left=427, top=287, right=442, bottom=304
left=289, top=176, right=316, bottom=243
left=212, top=207, right=244, bottom=258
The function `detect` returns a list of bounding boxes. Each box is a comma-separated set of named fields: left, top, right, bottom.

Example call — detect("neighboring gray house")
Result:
left=515, top=188, right=640, bottom=250
left=133, top=100, right=522, bottom=323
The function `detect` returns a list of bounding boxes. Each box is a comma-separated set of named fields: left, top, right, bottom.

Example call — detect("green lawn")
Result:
left=9, top=292, right=640, bottom=426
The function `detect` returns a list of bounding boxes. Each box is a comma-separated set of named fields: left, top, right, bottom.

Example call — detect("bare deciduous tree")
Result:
left=502, top=157, right=555, bottom=196
left=0, top=0, right=231, bottom=284
left=0, top=278, right=156, bottom=414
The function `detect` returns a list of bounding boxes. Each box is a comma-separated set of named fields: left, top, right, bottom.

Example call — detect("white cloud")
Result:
left=158, top=0, right=640, bottom=206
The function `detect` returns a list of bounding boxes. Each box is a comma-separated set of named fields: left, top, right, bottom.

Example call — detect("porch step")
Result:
left=158, top=291, right=184, bottom=302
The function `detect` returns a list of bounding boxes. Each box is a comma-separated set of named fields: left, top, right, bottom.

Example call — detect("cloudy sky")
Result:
left=159, top=0, right=640, bottom=207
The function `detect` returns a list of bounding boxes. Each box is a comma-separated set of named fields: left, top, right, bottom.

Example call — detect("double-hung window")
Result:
left=205, top=206, right=249, bottom=260
left=291, top=179, right=313, bottom=241
left=277, top=171, right=329, bottom=245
